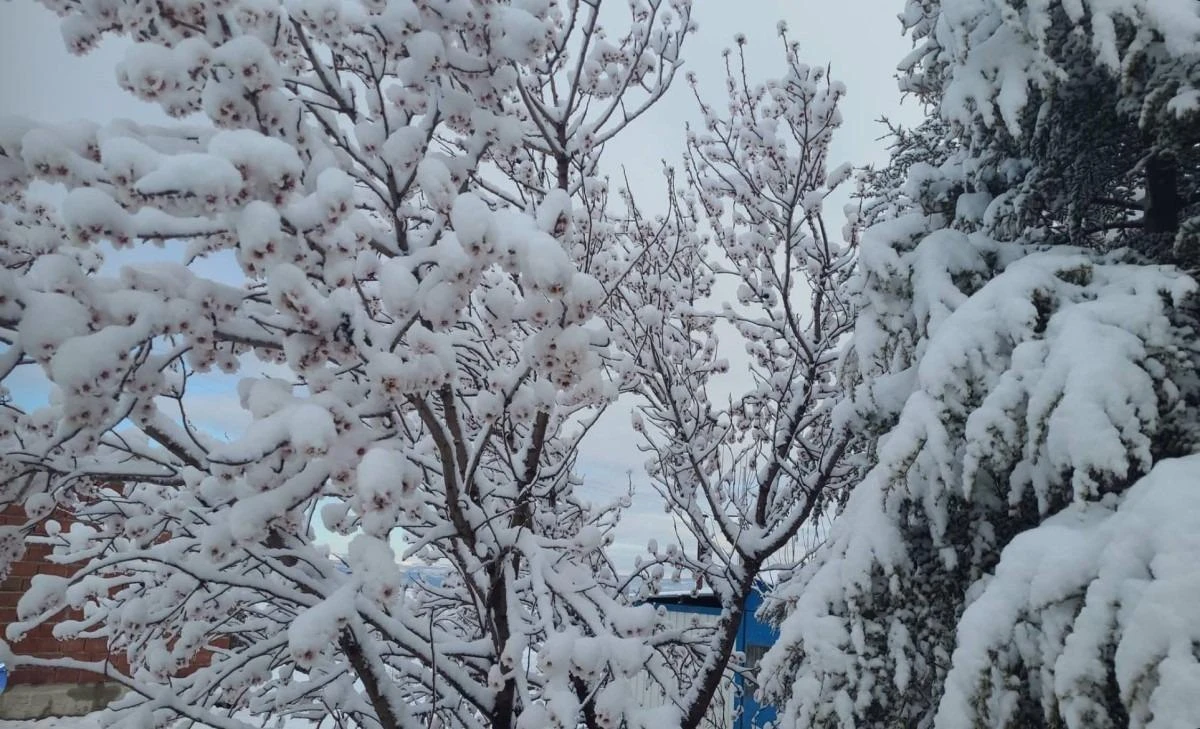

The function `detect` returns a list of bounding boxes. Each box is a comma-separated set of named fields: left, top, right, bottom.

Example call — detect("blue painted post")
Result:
left=737, top=589, right=779, bottom=729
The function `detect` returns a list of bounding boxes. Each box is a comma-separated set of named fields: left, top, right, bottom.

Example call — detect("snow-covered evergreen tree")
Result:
left=762, top=2, right=1200, bottom=728
left=905, top=0, right=1200, bottom=254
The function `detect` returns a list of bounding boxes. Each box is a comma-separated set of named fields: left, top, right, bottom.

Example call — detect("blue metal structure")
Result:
left=0, top=661, right=7, bottom=695
left=645, top=587, right=778, bottom=729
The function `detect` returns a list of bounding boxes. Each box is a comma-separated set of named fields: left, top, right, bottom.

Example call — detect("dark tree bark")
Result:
left=1144, top=154, right=1180, bottom=236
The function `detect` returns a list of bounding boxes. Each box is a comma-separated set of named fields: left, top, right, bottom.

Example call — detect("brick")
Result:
left=32, top=637, right=61, bottom=655
left=9, top=561, right=35, bottom=577
left=12, top=667, right=54, bottom=686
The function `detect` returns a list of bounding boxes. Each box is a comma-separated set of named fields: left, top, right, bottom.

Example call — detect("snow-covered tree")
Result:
left=0, top=1, right=719, bottom=728
left=903, top=0, right=1200, bottom=254
left=615, top=31, right=859, bottom=729
left=761, top=2, right=1200, bottom=728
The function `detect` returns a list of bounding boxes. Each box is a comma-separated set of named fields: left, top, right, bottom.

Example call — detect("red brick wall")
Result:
left=2, top=503, right=231, bottom=691
left=1, top=504, right=120, bottom=686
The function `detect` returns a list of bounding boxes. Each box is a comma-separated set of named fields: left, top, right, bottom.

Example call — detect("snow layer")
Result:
left=939, top=455, right=1200, bottom=729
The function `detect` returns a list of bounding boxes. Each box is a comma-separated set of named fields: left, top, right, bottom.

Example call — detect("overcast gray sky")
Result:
left=0, top=0, right=920, bottom=567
